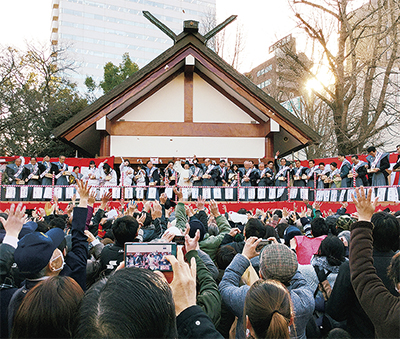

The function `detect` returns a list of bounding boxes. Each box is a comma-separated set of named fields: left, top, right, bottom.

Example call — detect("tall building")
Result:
left=51, top=0, right=216, bottom=92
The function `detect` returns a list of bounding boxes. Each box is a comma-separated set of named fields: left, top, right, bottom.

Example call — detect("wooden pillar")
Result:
left=184, top=55, right=195, bottom=122
left=265, top=135, right=274, bottom=160
left=100, top=131, right=110, bottom=156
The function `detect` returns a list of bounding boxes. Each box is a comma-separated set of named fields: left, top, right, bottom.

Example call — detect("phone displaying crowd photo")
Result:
left=124, top=243, right=177, bottom=272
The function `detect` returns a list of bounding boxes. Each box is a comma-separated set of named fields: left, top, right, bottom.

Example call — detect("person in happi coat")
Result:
left=350, top=155, right=368, bottom=187
left=145, top=160, right=160, bottom=200
left=337, top=154, right=352, bottom=188
left=23, top=157, right=41, bottom=201
left=366, top=146, right=390, bottom=186
left=53, top=155, right=70, bottom=201
left=5, top=156, right=25, bottom=201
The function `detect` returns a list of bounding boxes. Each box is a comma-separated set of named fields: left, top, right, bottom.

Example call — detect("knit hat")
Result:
left=188, top=218, right=206, bottom=241
left=260, top=243, right=298, bottom=284
left=336, top=215, right=354, bottom=231
left=283, top=226, right=302, bottom=246
left=14, top=228, right=65, bottom=274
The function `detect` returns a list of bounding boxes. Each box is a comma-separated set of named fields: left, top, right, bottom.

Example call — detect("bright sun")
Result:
left=306, top=65, right=335, bottom=94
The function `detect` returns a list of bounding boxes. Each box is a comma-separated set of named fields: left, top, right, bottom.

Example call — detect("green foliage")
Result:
left=0, top=45, right=87, bottom=157
left=99, top=53, right=139, bottom=93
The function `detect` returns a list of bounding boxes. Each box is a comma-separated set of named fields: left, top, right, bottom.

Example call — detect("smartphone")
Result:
left=124, top=242, right=177, bottom=272
left=256, top=239, right=273, bottom=252
left=174, top=235, right=185, bottom=245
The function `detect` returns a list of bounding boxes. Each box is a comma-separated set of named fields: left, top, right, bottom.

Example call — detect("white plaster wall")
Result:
left=110, top=136, right=265, bottom=158
left=123, top=73, right=184, bottom=122
left=193, top=73, right=254, bottom=123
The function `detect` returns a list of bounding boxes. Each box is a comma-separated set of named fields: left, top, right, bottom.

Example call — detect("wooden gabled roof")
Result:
left=53, top=21, right=319, bottom=156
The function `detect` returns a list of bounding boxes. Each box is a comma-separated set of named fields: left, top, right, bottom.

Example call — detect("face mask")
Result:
left=51, top=253, right=65, bottom=272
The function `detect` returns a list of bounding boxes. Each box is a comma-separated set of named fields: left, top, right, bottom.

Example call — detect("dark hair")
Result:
left=327, top=328, right=352, bottom=339
left=351, top=155, right=358, bottom=159
left=245, top=218, right=266, bottom=239
left=11, top=276, right=83, bottom=338
left=48, top=216, right=67, bottom=230
left=273, top=209, right=283, bottom=218
left=276, top=223, right=289, bottom=239
left=112, top=216, right=139, bottom=245
left=338, top=153, right=345, bottom=157
left=330, top=162, right=337, bottom=168
left=146, top=160, right=152, bottom=165
left=309, top=160, right=315, bottom=164
left=387, top=251, right=400, bottom=286
left=265, top=225, right=279, bottom=240
left=267, top=161, right=274, bottom=165
left=237, top=208, right=248, bottom=215
left=319, top=162, right=325, bottom=166
left=73, top=166, right=80, bottom=171
left=244, top=280, right=292, bottom=339
left=103, top=163, right=112, bottom=175
left=367, top=146, right=376, bottom=153
left=216, top=245, right=238, bottom=270
left=75, top=268, right=177, bottom=338
left=311, top=218, right=329, bottom=237
left=371, top=212, right=400, bottom=252
left=316, top=236, right=346, bottom=266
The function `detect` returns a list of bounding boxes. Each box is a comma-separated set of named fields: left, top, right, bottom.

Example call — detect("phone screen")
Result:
left=125, top=242, right=177, bottom=272
left=256, top=240, right=273, bottom=252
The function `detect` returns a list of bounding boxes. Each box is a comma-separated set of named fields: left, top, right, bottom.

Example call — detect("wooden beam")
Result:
left=184, top=69, right=194, bottom=122
left=195, top=71, right=265, bottom=124
left=110, top=70, right=182, bottom=123
left=63, top=48, right=196, bottom=141
left=110, top=121, right=268, bottom=138
left=265, top=135, right=274, bottom=160
left=189, top=50, right=310, bottom=144
left=99, top=131, right=110, bottom=157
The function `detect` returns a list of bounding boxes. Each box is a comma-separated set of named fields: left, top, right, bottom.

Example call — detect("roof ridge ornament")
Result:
left=142, top=11, right=237, bottom=45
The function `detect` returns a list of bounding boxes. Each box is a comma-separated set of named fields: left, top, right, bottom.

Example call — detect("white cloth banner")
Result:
left=20, top=186, right=28, bottom=199
left=323, top=190, right=330, bottom=202
left=277, top=188, right=285, bottom=198
left=225, top=188, right=234, bottom=200
left=248, top=188, right=256, bottom=200
left=191, top=187, right=199, bottom=199
left=43, top=187, right=53, bottom=199
left=66, top=187, right=75, bottom=199
left=387, top=187, right=399, bottom=202
left=124, top=187, right=133, bottom=200
left=269, top=188, right=276, bottom=200
left=239, top=188, right=246, bottom=200
left=257, top=188, right=266, bottom=200
left=377, top=187, right=386, bottom=202
left=182, top=188, right=189, bottom=200
left=316, top=190, right=324, bottom=201
left=300, top=188, right=309, bottom=200
left=213, top=188, right=222, bottom=199
left=330, top=189, right=338, bottom=202
left=54, top=187, right=62, bottom=199
left=33, top=187, right=43, bottom=199
left=112, top=187, right=120, bottom=199
left=136, top=188, right=144, bottom=199
left=347, top=189, right=355, bottom=202
left=165, top=187, right=173, bottom=199
left=147, top=187, right=156, bottom=200
left=203, top=188, right=211, bottom=200
left=100, top=187, right=108, bottom=199
left=5, top=187, right=15, bottom=199
left=289, top=188, right=298, bottom=199
left=339, top=190, right=346, bottom=202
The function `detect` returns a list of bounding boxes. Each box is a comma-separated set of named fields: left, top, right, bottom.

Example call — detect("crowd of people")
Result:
left=2, top=145, right=400, bottom=202
left=0, top=180, right=399, bottom=338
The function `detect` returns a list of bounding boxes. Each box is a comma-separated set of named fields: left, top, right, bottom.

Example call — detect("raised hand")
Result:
left=0, top=203, right=26, bottom=238
left=150, top=200, right=162, bottom=220
left=209, top=200, right=220, bottom=217
left=352, top=187, right=378, bottom=222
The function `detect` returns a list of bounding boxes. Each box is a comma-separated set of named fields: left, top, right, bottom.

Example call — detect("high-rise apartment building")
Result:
left=51, top=0, right=216, bottom=91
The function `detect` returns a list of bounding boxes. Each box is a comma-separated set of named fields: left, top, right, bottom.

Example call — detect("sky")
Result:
left=0, top=0, right=367, bottom=72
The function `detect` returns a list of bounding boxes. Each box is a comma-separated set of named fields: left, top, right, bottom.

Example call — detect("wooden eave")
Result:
left=53, top=31, right=319, bottom=146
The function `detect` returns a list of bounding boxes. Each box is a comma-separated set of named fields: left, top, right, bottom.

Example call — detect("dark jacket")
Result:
left=176, top=305, right=224, bottom=339
left=326, top=248, right=398, bottom=338
left=349, top=221, right=400, bottom=339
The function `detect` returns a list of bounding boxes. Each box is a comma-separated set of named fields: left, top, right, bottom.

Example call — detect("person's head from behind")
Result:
left=11, top=276, right=83, bottom=339
left=259, top=243, right=298, bottom=286
left=75, top=268, right=177, bottom=338
left=14, top=227, right=65, bottom=279
left=112, top=216, right=139, bottom=245
left=244, top=218, right=266, bottom=239
left=311, top=217, right=329, bottom=237
left=316, top=235, right=346, bottom=267
left=372, top=212, right=399, bottom=252
left=216, top=245, right=238, bottom=270
left=245, top=279, right=293, bottom=339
